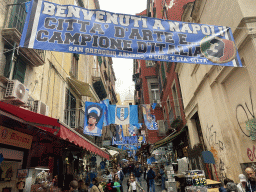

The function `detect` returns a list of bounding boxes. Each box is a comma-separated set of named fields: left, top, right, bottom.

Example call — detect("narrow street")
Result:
left=122, top=175, right=163, bottom=192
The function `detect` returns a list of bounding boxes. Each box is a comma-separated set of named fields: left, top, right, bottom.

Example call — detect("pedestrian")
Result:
left=219, top=178, right=234, bottom=192
left=245, top=167, right=256, bottom=192
left=159, top=165, right=166, bottom=190
left=113, top=174, right=121, bottom=192
left=237, top=174, right=247, bottom=192
left=91, top=178, right=101, bottom=192
left=127, top=173, right=135, bottom=192
left=147, top=166, right=156, bottom=192
left=78, top=180, right=88, bottom=192
left=226, top=182, right=238, bottom=192
left=134, top=164, right=142, bottom=185
left=69, top=180, right=79, bottom=192
left=128, top=174, right=145, bottom=192
left=117, top=167, right=124, bottom=192
left=106, top=170, right=113, bottom=182
left=143, top=165, right=147, bottom=180
left=146, top=167, right=150, bottom=192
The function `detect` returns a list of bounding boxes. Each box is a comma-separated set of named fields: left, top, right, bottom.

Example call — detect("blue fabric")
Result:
left=109, top=105, right=138, bottom=125
left=147, top=169, right=156, bottom=180
left=101, top=99, right=110, bottom=126
left=219, top=187, right=227, bottom=192
left=134, top=167, right=142, bottom=177
left=149, top=179, right=155, bottom=192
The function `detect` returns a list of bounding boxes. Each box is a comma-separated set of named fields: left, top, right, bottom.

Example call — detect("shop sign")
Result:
left=0, top=126, right=33, bottom=149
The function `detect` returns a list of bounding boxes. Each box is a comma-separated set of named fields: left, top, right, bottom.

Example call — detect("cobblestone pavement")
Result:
left=122, top=175, right=163, bottom=192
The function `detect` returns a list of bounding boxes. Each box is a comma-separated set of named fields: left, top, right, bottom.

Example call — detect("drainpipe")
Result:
left=9, top=42, right=16, bottom=80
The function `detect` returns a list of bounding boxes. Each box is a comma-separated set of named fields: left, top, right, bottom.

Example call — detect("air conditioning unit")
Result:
left=4, top=80, right=29, bottom=105
left=33, top=100, right=49, bottom=116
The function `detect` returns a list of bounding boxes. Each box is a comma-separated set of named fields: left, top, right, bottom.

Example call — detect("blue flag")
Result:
left=83, top=101, right=105, bottom=136
left=112, top=125, right=123, bottom=145
left=109, top=105, right=138, bottom=125
left=100, top=99, right=110, bottom=126
left=142, top=104, right=158, bottom=130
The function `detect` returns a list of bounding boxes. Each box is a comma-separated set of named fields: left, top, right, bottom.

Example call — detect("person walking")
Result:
left=90, top=178, right=101, bottom=192
left=128, top=174, right=145, bottom=192
left=245, top=167, right=256, bottom=192
left=117, top=167, right=124, bottom=192
left=78, top=180, right=88, bottom=192
left=143, top=165, right=147, bottom=180
left=134, top=164, right=142, bottom=186
left=237, top=174, right=247, bottom=192
left=147, top=166, right=156, bottom=192
left=159, top=165, right=166, bottom=190
left=69, top=180, right=79, bottom=192
left=113, top=174, right=122, bottom=192
left=219, top=178, right=234, bottom=192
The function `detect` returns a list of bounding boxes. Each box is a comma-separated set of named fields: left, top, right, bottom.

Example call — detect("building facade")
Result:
left=133, top=0, right=192, bottom=151
left=0, top=0, right=114, bottom=191
left=177, top=0, right=256, bottom=182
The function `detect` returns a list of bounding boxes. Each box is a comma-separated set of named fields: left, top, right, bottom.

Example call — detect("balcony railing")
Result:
left=2, top=3, right=46, bottom=65
left=64, top=109, right=85, bottom=129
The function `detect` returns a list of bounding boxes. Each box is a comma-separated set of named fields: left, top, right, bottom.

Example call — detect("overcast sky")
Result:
left=98, top=0, right=147, bottom=102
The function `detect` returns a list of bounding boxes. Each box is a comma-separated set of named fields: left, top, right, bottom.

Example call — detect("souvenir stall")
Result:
left=0, top=126, right=32, bottom=192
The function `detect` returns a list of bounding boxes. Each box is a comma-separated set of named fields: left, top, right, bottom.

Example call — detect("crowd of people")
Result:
left=64, top=162, right=161, bottom=192
left=65, top=162, right=256, bottom=192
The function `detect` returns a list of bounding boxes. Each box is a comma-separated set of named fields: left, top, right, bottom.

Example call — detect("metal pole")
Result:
left=9, top=42, right=16, bottom=80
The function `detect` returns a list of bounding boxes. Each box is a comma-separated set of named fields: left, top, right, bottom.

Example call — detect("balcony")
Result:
left=64, top=109, right=85, bottom=129
left=2, top=4, right=45, bottom=66
left=92, top=68, right=101, bottom=82
left=93, top=80, right=107, bottom=100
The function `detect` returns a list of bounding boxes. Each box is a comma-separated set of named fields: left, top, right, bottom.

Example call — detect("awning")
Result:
left=107, top=150, right=119, bottom=156
left=0, top=101, right=109, bottom=160
left=67, top=77, right=95, bottom=98
left=104, top=145, right=127, bottom=155
left=153, top=126, right=187, bottom=150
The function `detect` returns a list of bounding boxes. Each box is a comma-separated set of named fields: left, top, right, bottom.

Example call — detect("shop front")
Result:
left=0, top=101, right=110, bottom=191
left=0, top=126, right=32, bottom=192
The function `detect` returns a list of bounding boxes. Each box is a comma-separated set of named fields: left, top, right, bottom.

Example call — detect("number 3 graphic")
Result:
left=207, top=38, right=225, bottom=58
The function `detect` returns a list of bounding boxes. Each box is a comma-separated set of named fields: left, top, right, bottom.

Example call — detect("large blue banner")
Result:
left=20, top=0, right=242, bottom=67
left=84, top=101, right=105, bottom=136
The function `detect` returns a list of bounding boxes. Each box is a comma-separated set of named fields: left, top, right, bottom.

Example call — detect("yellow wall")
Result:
left=177, top=0, right=256, bottom=182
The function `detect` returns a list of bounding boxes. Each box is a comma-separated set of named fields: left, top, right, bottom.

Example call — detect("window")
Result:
left=71, top=53, right=79, bottom=78
left=163, top=106, right=167, bottom=120
left=9, top=0, right=27, bottom=33
left=161, top=62, right=166, bottom=85
left=167, top=97, right=175, bottom=123
left=4, top=53, right=27, bottom=83
left=172, top=83, right=181, bottom=118
left=150, top=83, right=160, bottom=103
left=64, top=89, right=77, bottom=128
